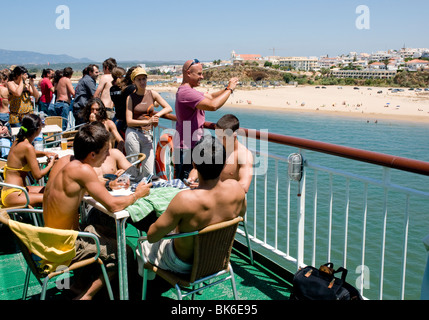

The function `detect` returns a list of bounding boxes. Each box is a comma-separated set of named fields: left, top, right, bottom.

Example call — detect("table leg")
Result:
left=116, top=217, right=129, bottom=300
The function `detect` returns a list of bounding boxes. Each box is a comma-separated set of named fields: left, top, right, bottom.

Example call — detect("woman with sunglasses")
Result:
left=125, top=67, right=172, bottom=176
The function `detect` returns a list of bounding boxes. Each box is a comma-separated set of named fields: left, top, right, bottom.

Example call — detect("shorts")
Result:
left=72, top=224, right=118, bottom=270
left=136, top=238, right=192, bottom=277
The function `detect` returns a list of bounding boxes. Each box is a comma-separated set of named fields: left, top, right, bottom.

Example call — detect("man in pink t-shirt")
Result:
left=174, top=59, right=238, bottom=180
left=39, top=69, right=54, bottom=114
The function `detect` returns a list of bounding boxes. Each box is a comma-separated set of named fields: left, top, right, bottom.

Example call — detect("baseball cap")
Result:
left=131, top=67, right=148, bottom=81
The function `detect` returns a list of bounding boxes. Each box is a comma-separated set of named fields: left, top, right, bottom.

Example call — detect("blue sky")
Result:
left=4, top=0, right=429, bottom=62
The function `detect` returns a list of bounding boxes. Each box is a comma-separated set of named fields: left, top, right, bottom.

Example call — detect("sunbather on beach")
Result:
left=43, top=122, right=151, bottom=300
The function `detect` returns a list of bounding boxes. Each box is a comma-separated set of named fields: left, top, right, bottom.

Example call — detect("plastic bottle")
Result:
left=34, top=133, right=44, bottom=151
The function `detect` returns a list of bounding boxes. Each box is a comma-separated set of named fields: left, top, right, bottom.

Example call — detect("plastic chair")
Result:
left=125, top=153, right=146, bottom=168
left=0, top=209, right=114, bottom=300
left=43, top=129, right=78, bottom=149
left=44, top=116, right=67, bottom=128
left=240, top=220, right=254, bottom=265
left=137, top=216, right=243, bottom=300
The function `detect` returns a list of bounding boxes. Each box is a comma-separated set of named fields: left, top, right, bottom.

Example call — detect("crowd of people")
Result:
left=0, top=58, right=253, bottom=300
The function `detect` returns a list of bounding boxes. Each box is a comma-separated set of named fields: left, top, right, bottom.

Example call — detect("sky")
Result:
left=4, top=0, right=429, bottom=62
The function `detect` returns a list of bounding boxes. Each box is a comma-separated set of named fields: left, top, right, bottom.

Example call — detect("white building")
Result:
left=406, top=59, right=429, bottom=71
left=331, top=69, right=397, bottom=79
left=318, top=57, right=341, bottom=69
left=278, top=56, right=318, bottom=71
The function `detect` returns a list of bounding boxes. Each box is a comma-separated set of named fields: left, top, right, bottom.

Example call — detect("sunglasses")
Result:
left=186, top=59, right=200, bottom=71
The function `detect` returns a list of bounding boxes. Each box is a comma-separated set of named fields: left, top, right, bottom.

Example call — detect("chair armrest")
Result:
left=4, top=208, right=44, bottom=226
left=0, top=183, right=31, bottom=208
left=137, top=230, right=199, bottom=245
left=5, top=208, right=43, bottom=215
left=126, top=153, right=147, bottom=166
left=77, top=231, right=102, bottom=262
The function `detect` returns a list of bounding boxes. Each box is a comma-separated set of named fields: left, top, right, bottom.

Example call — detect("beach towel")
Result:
left=8, top=219, right=78, bottom=274
left=151, top=178, right=189, bottom=189
left=126, top=187, right=183, bottom=223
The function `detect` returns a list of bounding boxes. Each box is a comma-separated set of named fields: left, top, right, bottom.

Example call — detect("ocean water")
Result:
left=159, top=91, right=429, bottom=299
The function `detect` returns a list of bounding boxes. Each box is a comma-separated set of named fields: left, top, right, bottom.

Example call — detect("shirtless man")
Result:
left=187, top=114, right=253, bottom=193
left=94, top=58, right=117, bottom=120
left=43, top=122, right=151, bottom=299
left=140, top=135, right=246, bottom=274
left=53, top=67, right=75, bottom=130
left=49, top=145, right=133, bottom=190
left=0, top=71, right=10, bottom=122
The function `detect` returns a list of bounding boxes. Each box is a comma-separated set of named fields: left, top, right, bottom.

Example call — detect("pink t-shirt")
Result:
left=40, top=77, right=53, bottom=103
left=174, top=85, right=205, bottom=149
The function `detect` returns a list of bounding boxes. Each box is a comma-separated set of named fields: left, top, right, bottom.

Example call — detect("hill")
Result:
left=0, top=48, right=93, bottom=65
left=203, top=65, right=286, bottom=83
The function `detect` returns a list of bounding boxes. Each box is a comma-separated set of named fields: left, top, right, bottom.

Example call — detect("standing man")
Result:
left=94, top=58, right=117, bottom=120
left=51, top=67, right=75, bottom=130
left=174, top=59, right=238, bottom=180
left=38, top=68, right=54, bottom=115
left=73, top=64, right=99, bottom=125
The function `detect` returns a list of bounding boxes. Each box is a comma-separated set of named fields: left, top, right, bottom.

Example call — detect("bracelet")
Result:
left=132, top=193, right=137, bottom=202
left=225, top=87, right=233, bottom=94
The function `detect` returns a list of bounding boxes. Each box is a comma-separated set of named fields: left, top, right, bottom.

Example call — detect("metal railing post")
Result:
left=296, top=166, right=306, bottom=270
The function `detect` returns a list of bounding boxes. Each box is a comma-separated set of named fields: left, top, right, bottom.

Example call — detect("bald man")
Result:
left=174, top=59, right=239, bottom=180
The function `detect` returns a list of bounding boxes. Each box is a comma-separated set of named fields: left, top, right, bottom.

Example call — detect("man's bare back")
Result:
left=96, top=74, right=114, bottom=109
left=148, top=178, right=246, bottom=263
left=56, top=76, right=74, bottom=103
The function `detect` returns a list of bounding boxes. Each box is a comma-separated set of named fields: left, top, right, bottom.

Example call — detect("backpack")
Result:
left=290, top=262, right=363, bottom=300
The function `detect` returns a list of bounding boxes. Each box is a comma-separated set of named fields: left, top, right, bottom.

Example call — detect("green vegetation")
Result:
left=203, top=65, right=429, bottom=88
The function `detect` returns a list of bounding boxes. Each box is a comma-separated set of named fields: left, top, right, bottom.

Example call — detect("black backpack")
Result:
left=290, top=263, right=363, bottom=300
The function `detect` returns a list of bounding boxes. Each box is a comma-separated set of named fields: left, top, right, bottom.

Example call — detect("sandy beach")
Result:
left=149, top=84, right=429, bottom=123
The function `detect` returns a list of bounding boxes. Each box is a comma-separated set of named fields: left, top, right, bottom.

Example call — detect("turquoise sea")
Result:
left=159, top=90, right=429, bottom=300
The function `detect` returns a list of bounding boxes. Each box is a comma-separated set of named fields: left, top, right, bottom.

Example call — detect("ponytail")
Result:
left=16, top=114, right=42, bottom=143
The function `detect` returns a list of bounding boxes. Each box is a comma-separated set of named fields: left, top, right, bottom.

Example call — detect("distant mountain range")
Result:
left=0, top=49, right=93, bottom=65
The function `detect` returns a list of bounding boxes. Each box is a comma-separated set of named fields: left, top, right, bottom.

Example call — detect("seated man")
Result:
left=186, top=114, right=253, bottom=193
left=94, top=147, right=132, bottom=179
left=138, top=135, right=246, bottom=276
left=43, top=122, right=151, bottom=300
left=49, top=122, right=141, bottom=189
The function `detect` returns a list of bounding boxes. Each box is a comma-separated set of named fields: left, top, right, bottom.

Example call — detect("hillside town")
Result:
left=147, top=47, right=429, bottom=81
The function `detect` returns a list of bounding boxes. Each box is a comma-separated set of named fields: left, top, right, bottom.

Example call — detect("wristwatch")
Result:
left=105, top=180, right=112, bottom=191
left=225, top=87, right=233, bottom=93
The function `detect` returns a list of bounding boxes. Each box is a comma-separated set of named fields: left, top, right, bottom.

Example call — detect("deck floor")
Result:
left=0, top=224, right=293, bottom=301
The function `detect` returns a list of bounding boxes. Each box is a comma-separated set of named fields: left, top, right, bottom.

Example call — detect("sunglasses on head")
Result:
left=186, top=59, right=200, bottom=70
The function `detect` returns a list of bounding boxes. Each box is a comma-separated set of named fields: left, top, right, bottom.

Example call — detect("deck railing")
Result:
left=154, top=115, right=429, bottom=300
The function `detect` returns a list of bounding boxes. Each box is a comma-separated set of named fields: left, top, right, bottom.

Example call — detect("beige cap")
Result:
left=131, top=67, right=148, bottom=81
